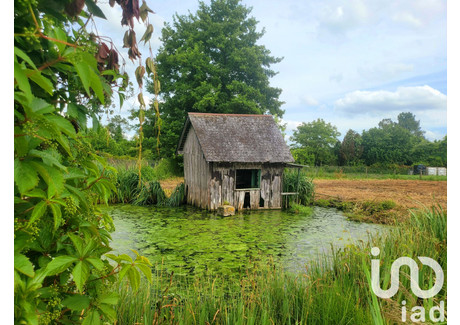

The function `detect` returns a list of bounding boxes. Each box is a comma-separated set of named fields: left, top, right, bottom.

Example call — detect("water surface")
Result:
left=105, top=205, right=384, bottom=276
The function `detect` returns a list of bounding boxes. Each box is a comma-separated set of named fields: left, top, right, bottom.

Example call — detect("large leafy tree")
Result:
left=290, top=119, right=340, bottom=166
left=150, top=0, right=284, bottom=157
left=397, top=112, right=425, bottom=138
left=340, top=129, right=363, bottom=166
left=14, top=0, right=155, bottom=323
left=361, top=120, right=413, bottom=165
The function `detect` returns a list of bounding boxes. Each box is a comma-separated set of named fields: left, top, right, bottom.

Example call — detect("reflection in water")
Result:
left=104, top=205, right=385, bottom=276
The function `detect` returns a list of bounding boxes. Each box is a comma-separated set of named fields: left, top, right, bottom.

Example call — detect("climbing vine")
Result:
left=14, top=0, right=156, bottom=323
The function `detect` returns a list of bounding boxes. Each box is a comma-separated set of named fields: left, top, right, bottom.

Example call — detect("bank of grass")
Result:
left=313, top=198, right=405, bottom=224
left=115, top=206, right=446, bottom=324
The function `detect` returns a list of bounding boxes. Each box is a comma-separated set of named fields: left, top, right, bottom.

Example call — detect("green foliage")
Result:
left=290, top=113, right=446, bottom=169
left=361, top=122, right=414, bottom=166
left=290, top=119, right=341, bottom=166
left=111, top=167, right=185, bottom=207
left=282, top=169, right=315, bottom=205
left=133, top=181, right=167, bottom=206
left=14, top=1, right=154, bottom=323
left=151, top=0, right=284, bottom=157
left=340, top=129, right=363, bottom=166
left=150, top=158, right=183, bottom=180
left=167, top=183, right=186, bottom=207
left=289, top=203, right=314, bottom=215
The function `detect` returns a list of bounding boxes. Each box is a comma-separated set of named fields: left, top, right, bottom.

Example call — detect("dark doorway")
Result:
left=243, top=192, right=251, bottom=209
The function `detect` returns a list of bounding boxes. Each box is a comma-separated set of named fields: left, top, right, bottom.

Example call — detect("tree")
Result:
left=361, top=122, right=413, bottom=166
left=340, top=129, right=363, bottom=166
left=107, top=115, right=130, bottom=141
left=290, top=119, right=340, bottom=166
left=14, top=0, right=154, bottom=323
left=397, top=112, right=425, bottom=138
left=151, top=0, right=284, bottom=157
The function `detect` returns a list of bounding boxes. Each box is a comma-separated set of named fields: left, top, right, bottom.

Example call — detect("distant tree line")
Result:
left=290, top=112, right=447, bottom=167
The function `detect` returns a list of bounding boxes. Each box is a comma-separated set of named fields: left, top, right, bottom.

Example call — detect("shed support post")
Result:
left=296, top=168, right=300, bottom=204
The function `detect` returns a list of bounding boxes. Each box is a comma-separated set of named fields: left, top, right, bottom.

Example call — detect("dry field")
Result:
left=314, top=179, right=447, bottom=210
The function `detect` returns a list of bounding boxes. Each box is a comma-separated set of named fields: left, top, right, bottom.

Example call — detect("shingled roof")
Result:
left=177, top=113, right=294, bottom=163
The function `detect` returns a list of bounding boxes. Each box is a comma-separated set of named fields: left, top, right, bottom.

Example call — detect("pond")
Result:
left=104, top=205, right=385, bottom=277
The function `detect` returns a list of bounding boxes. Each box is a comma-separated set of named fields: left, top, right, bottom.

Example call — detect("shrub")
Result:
left=283, top=169, right=315, bottom=205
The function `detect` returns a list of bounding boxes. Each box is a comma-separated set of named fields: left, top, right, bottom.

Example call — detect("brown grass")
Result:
left=159, top=177, right=184, bottom=198
left=314, top=179, right=447, bottom=211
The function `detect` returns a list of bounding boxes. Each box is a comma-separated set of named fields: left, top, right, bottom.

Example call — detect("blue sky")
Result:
left=93, top=0, right=447, bottom=141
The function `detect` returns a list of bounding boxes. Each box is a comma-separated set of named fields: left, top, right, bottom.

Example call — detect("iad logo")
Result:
left=370, top=247, right=445, bottom=322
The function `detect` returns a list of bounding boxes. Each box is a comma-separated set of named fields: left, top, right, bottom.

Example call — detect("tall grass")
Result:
left=283, top=169, right=315, bottom=206
left=115, top=206, right=446, bottom=324
left=110, top=168, right=185, bottom=207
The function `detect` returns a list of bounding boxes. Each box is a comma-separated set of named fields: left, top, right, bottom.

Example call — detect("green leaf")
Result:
left=27, top=70, right=54, bottom=95
left=46, top=255, right=78, bottom=275
left=97, top=304, right=116, bottom=321
left=14, top=47, right=37, bottom=70
left=62, top=294, right=91, bottom=312
left=49, top=203, right=62, bottom=229
left=74, top=61, right=91, bottom=96
left=30, top=97, right=54, bottom=114
left=98, top=292, right=119, bottom=305
left=135, top=263, right=152, bottom=283
left=85, top=0, right=107, bottom=19
left=15, top=254, right=35, bottom=277
left=72, top=260, right=90, bottom=293
left=127, top=267, right=140, bottom=291
left=82, top=310, right=101, bottom=325
left=14, top=159, right=39, bottom=195
left=117, top=264, right=131, bottom=282
left=69, top=234, right=84, bottom=257
left=30, top=200, right=48, bottom=224
left=30, top=161, right=65, bottom=198
left=23, top=188, right=46, bottom=199
left=14, top=61, right=32, bottom=100
left=46, top=115, right=76, bottom=137
left=89, top=68, right=105, bottom=104
left=86, top=258, right=104, bottom=271
left=51, top=26, right=67, bottom=53
left=29, top=149, right=67, bottom=170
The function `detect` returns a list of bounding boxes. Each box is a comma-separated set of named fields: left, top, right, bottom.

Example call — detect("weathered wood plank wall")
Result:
left=210, top=163, right=284, bottom=210
left=183, top=127, right=210, bottom=209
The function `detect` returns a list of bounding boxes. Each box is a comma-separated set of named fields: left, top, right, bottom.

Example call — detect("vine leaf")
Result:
left=72, top=260, right=90, bottom=292
left=14, top=159, right=39, bottom=195
left=85, top=0, right=107, bottom=19
left=45, top=255, right=78, bottom=276
left=140, top=24, right=153, bottom=44
left=29, top=200, right=47, bottom=224
left=82, top=310, right=101, bottom=325
left=62, top=294, right=91, bottom=311
left=14, top=254, right=35, bottom=278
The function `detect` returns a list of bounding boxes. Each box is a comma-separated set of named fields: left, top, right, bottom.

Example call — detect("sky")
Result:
left=92, top=0, right=447, bottom=141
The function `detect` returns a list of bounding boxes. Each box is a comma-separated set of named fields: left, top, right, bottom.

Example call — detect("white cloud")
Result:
left=301, top=96, right=319, bottom=107
left=392, top=12, right=422, bottom=28
left=334, top=85, right=446, bottom=115
left=318, top=0, right=371, bottom=35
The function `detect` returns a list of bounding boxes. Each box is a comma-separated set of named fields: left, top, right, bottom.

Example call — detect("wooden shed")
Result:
left=176, top=113, right=295, bottom=210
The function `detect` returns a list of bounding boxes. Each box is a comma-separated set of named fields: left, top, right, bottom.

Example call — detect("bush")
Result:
left=283, top=169, right=315, bottom=206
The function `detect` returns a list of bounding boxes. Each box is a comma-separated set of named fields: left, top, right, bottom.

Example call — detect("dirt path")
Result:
left=314, top=179, right=447, bottom=210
